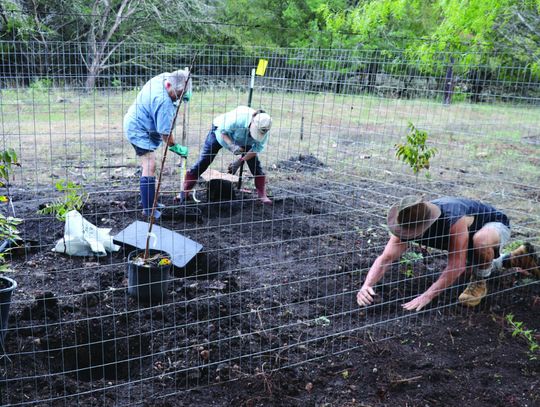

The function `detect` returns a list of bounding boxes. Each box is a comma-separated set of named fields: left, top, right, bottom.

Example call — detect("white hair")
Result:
left=166, top=68, right=192, bottom=93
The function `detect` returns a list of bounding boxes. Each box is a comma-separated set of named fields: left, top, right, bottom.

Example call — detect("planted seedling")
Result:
left=505, top=313, right=539, bottom=360
left=395, top=122, right=437, bottom=182
left=37, top=180, right=88, bottom=220
left=131, top=252, right=171, bottom=268
left=399, top=251, right=423, bottom=277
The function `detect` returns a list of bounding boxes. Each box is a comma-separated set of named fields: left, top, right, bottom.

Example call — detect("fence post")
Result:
left=443, top=56, right=455, bottom=105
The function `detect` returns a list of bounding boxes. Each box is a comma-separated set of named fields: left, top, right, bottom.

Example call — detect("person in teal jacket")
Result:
left=181, top=106, right=273, bottom=205
left=124, top=68, right=192, bottom=219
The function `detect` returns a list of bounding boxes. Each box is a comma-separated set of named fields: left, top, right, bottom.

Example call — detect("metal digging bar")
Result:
left=144, top=56, right=197, bottom=261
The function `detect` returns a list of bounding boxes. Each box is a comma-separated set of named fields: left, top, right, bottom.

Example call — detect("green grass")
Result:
left=1, top=88, right=539, bottom=239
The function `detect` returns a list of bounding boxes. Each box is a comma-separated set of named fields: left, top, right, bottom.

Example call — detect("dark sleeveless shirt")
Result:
left=407, top=197, right=510, bottom=254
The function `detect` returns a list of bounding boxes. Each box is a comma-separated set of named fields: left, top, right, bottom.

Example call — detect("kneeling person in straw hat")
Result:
left=357, top=196, right=539, bottom=311
left=181, top=106, right=273, bottom=205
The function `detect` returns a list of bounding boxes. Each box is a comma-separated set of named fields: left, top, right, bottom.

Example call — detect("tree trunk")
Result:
left=85, top=60, right=100, bottom=91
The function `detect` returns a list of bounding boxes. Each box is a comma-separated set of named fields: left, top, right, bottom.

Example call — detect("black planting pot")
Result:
left=0, top=275, right=17, bottom=352
left=127, top=249, right=171, bottom=303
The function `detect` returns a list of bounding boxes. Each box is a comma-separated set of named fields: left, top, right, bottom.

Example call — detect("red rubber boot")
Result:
left=177, top=171, right=198, bottom=203
left=254, top=175, right=272, bottom=205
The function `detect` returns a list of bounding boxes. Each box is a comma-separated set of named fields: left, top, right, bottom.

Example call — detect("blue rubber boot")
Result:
left=140, top=176, right=161, bottom=220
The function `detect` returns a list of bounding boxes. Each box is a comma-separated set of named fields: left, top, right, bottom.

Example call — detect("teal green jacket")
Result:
left=213, top=106, right=269, bottom=153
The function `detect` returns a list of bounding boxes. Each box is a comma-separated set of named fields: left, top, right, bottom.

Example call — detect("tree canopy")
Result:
left=1, top=0, right=538, bottom=87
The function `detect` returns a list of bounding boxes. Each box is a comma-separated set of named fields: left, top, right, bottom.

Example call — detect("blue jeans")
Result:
left=188, top=130, right=265, bottom=177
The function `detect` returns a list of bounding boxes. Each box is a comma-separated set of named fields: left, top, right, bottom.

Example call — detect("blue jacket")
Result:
left=124, top=74, right=176, bottom=151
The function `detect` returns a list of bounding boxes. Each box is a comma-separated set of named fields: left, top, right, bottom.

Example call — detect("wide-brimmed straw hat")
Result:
left=387, top=196, right=441, bottom=240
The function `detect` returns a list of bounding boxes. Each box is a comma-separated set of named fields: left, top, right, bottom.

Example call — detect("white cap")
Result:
left=249, top=112, right=272, bottom=141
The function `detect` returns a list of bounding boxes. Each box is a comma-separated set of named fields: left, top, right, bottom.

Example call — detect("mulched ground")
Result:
left=0, top=158, right=538, bottom=406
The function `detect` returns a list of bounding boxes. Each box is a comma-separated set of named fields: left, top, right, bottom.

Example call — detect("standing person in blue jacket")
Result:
left=124, top=68, right=192, bottom=219
left=357, top=196, right=539, bottom=311
left=181, top=106, right=273, bottom=205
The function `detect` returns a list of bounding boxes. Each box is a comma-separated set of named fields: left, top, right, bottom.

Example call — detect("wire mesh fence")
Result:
left=0, top=41, right=539, bottom=406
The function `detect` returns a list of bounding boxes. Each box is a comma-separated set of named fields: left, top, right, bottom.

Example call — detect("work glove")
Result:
left=169, top=143, right=188, bottom=158
left=182, top=91, right=192, bottom=102
left=229, top=145, right=244, bottom=155
left=228, top=158, right=243, bottom=175
left=172, top=91, right=191, bottom=107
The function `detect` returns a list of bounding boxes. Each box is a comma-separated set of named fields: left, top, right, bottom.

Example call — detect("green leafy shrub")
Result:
left=29, top=78, right=53, bottom=91
left=37, top=180, right=88, bottom=221
left=395, top=122, right=438, bottom=180
left=0, top=148, right=22, bottom=272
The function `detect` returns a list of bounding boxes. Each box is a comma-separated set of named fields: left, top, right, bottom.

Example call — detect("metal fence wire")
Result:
left=0, top=41, right=539, bottom=406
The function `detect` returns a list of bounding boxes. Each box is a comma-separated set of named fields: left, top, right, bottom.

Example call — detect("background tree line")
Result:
left=0, top=0, right=538, bottom=100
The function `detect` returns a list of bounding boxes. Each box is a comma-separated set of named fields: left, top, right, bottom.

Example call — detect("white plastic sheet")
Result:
left=53, top=210, right=120, bottom=256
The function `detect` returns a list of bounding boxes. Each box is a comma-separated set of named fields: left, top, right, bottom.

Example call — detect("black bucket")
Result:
left=207, top=179, right=236, bottom=202
left=127, top=250, right=171, bottom=303
left=0, top=276, right=17, bottom=352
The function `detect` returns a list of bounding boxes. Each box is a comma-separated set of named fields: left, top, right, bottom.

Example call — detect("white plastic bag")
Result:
left=53, top=210, right=120, bottom=256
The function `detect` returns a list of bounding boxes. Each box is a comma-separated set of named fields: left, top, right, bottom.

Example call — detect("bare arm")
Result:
left=162, top=134, right=175, bottom=146
left=357, top=234, right=408, bottom=306
left=402, top=217, right=469, bottom=311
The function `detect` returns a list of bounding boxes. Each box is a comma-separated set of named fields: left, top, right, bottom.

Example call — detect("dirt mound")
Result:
left=274, top=154, right=326, bottom=172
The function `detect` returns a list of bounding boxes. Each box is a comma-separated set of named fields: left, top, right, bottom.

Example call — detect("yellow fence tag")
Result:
left=256, top=59, right=268, bottom=76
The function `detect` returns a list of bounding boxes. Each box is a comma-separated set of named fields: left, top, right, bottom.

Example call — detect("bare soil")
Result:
left=0, top=158, right=538, bottom=406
